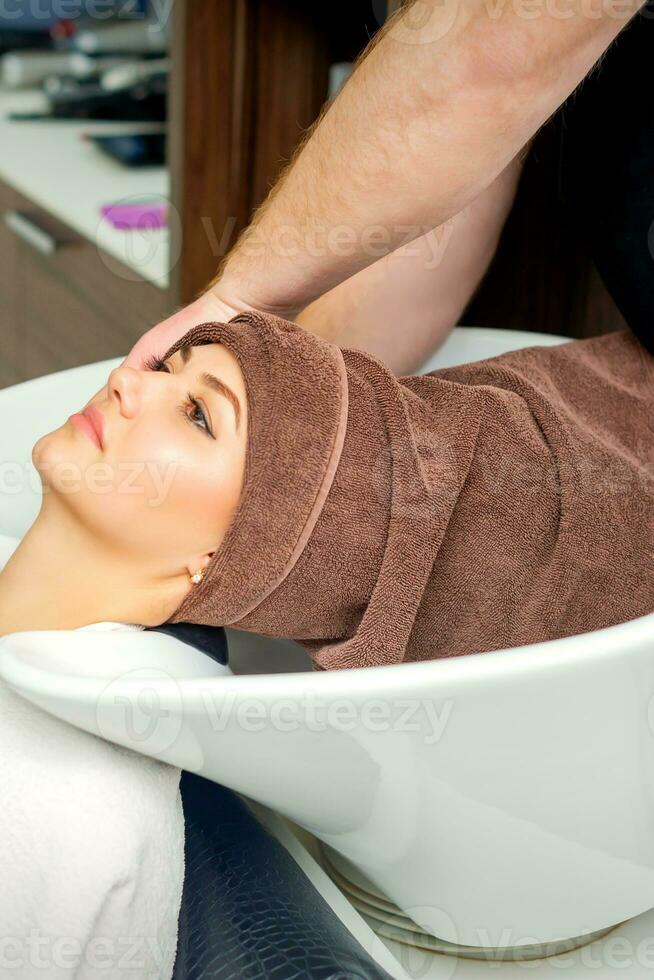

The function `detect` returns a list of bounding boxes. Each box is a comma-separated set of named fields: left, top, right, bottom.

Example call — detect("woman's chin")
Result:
left=31, top=425, right=84, bottom=487
left=31, top=430, right=55, bottom=472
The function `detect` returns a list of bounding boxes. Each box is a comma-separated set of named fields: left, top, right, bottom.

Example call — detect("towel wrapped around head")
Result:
left=163, top=312, right=654, bottom=670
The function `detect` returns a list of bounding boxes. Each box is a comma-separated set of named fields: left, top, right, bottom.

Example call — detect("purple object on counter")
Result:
left=100, top=201, right=168, bottom=230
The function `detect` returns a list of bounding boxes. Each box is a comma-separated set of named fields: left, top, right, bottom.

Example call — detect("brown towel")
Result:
left=163, top=313, right=654, bottom=671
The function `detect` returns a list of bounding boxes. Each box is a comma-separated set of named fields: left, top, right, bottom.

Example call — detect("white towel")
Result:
left=0, top=534, right=184, bottom=980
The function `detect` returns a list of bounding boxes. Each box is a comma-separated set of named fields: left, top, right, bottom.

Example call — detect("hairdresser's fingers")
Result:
left=122, top=291, right=241, bottom=369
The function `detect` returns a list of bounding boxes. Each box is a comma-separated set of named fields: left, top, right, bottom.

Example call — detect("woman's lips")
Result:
left=68, top=405, right=105, bottom=449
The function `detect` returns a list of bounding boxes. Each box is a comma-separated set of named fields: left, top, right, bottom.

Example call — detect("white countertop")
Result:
left=0, top=86, right=170, bottom=288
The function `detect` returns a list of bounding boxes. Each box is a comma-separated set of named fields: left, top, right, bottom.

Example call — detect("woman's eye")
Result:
left=144, top=355, right=213, bottom=437
left=184, top=395, right=214, bottom=438
left=189, top=399, right=207, bottom=429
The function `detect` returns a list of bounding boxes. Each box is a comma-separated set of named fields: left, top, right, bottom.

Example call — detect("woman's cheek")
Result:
left=102, top=425, right=194, bottom=511
left=142, top=449, right=235, bottom=531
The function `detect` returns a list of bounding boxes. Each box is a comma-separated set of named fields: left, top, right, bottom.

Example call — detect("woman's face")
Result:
left=32, top=341, right=248, bottom=617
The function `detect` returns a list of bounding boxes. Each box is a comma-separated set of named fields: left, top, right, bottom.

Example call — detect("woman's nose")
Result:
left=107, top=365, right=143, bottom=419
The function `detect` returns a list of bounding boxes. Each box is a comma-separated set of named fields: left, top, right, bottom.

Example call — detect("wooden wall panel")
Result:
left=0, top=181, right=19, bottom=388
left=170, top=0, right=256, bottom=305
left=171, top=0, right=377, bottom=304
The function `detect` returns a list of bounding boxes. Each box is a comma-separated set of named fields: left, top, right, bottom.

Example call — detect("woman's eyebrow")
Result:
left=180, top=345, right=241, bottom=429
left=201, top=372, right=241, bottom=430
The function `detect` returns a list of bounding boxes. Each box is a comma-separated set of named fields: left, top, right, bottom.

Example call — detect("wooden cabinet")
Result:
left=0, top=180, right=170, bottom=385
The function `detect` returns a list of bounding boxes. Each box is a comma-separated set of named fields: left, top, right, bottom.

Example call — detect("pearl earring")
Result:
left=190, top=569, right=204, bottom=585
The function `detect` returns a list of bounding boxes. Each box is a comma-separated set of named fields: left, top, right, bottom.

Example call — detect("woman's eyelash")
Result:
left=143, top=354, right=214, bottom=439
left=144, top=354, right=169, bottom=373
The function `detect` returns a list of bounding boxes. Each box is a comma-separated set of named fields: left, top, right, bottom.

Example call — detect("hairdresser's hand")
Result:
left=123, top=285, right=267, bottom=369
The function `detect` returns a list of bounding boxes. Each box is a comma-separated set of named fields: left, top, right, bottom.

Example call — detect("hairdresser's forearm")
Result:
left=214, top=0, right=643, bottom=317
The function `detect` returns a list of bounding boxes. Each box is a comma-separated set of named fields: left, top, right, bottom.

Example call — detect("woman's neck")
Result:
left=0, top=506, right=157, bottom=636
